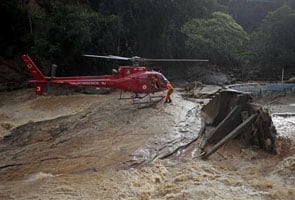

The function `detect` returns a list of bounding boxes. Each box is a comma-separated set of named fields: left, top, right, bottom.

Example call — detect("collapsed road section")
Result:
left=125, top=84, right=283, bottom=164
left=125, top=82, right=290, bottom=163
left=196, top=89, right=277, bottom=159
left=185, top=82, right=295, bottom=159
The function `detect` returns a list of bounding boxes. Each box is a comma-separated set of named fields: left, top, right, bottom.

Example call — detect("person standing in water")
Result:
left=165, top=82, right=174, bottom=103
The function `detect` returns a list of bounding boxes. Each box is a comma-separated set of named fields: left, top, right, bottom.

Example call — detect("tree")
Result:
left=251, top=5, right=295, bottom=70
left=181, top=12, right=249, bottom=66
left=32, top=4, right=126, bottom=74
left=33, top=5, right=91, bottom=63
left=86, top=0, right=225, bottom=58
left=226, top=0, right=279, bottom=32
left=0, top=0, right=33, bottom=57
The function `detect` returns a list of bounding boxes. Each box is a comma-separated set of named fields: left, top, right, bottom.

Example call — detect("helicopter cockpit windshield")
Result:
left=159, top=74, right=169, bottom=84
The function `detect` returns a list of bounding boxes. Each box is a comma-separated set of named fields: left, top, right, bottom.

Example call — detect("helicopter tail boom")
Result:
left=34, top=82, right=46, bottom=95
left=21, top=54, right=45, bottom=81
left=21, top=54, right=49, bottom=95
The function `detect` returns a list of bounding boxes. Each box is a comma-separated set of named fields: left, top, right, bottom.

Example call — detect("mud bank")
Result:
left=0, top=88, right=294, bottom=199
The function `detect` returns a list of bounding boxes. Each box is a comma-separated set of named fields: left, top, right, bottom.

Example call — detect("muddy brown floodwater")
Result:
left=0, top=88, right=294, bottom=199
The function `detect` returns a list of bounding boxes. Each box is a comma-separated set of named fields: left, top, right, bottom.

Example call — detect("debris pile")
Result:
left=196, top=90, right=277, bottom=158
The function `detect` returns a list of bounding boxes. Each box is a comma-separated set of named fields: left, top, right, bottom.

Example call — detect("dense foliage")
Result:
left=0, top=0, right=33, bottom=57
left=182, top=12, right=248, bottom=66
left=251, top=5, right=295, bottom=68
left=1, top=0, right=294, bottom=80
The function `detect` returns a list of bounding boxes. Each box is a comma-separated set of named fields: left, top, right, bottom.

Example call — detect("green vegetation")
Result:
left=0, top=0, right=294, bottom=80
left=182, top=12, right=249, bottom=66
left=251, top=5, right=295, bottom=68
left=0, top=0, right=33, bottom=57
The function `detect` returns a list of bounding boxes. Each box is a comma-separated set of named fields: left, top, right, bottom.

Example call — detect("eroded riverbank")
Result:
left=0, top=88, right=294, bottom=199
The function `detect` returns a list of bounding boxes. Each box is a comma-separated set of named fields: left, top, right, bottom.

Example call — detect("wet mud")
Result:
left=0, top=88, right=294, bottom=199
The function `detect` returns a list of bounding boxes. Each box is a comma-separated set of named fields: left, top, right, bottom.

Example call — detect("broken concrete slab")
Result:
left=196, top=89, right=277, bottom=158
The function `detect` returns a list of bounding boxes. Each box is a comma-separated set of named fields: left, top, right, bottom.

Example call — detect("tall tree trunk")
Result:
left=28, top=12, right=33, bottom=34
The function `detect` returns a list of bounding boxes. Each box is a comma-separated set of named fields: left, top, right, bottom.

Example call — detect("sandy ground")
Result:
left=0, top=88, right=294, bottom=199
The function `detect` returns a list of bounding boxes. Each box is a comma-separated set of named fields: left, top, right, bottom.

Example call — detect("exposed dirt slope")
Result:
left=0, top=89, right=201, bottom=179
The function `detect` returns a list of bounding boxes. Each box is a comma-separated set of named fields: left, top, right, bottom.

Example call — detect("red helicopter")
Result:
left=21, top=54, right=208, bottom=103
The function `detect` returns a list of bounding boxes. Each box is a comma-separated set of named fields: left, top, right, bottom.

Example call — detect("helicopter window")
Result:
left=140, top=74, right=149, bottom=79
left=157, top=74, right=168, bottom=84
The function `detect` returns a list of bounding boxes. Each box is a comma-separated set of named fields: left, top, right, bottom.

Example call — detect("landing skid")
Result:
left=119, top=91, right=165, bottom=105
left=132, top=95, right=165, bottom=105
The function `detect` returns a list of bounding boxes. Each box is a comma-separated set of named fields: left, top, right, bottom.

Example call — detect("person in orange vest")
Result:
left=150, top=75, right=159, bottom=92
left=165, top=82, right=174, bottom=103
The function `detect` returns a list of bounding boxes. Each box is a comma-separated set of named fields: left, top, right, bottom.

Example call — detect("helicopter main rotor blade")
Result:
left=82, top=54, right=130, bottom=60
left=82, top=54, right=209, bottom=63
left=141, top=58, right=209, bottom=62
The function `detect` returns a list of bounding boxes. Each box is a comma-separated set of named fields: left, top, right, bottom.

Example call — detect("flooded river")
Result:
left=0, top=89, right=294, bottom=199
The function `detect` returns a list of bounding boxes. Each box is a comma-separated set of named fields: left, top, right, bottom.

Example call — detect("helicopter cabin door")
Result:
left=137, top=74, right=151, bottom=93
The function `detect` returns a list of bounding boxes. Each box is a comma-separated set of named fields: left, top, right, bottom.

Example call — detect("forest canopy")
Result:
left=1, top=0, right=294, bottom=80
